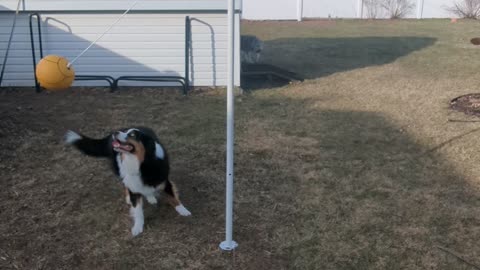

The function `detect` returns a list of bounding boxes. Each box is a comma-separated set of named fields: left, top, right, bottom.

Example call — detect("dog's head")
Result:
left=112, top=128, right=156, bottom=161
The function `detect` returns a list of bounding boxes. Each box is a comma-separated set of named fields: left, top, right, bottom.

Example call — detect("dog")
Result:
left=64, top=127, right=191, bottom=236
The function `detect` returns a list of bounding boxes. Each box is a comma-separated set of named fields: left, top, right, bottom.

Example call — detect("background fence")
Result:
left=242, top=0, right=455, bottom=20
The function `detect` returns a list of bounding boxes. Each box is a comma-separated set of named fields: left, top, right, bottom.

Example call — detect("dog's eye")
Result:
left=129, top=133, right=135, bottom=137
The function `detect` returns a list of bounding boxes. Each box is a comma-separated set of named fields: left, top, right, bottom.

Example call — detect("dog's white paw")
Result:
left=64, top=130, right=81, bottom=144
left=146, top=196, right=158, bottom=205
left=175, top=204, right=191, bottom=216
left=131, top=225, right=143, bottom=237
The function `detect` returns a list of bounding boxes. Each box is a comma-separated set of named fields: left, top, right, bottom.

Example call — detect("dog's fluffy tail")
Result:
left=64, top=130, right=112, bottom=157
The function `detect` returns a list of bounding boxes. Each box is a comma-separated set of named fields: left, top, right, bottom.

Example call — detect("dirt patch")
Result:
left=450, top=93, right=480, bottom=116
left=471, top=37, right=480, bottom=45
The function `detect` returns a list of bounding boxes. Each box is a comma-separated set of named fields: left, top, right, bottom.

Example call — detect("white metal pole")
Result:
left=357, top=0, right=363, bottom=18
left=297, top=0, right=303, bottom=21
left=220, top=0, right=238, bottom=251
left=416, top=0, right=424, bottom=19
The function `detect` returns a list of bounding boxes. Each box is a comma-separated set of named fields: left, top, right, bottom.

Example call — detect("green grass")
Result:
left=2, top=19, right=480, bottom=269
left=241, top=19, right=480, bottom=269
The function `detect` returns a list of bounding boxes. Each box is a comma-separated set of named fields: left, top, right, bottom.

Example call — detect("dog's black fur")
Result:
left=67, top=127, right=170, bottom=192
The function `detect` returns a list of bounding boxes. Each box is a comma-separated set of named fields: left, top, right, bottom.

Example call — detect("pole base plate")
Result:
left=220, top=240, right=238, bottom=251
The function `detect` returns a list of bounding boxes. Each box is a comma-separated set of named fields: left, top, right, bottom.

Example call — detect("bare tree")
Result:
left=447, top=0, right=480, bottom=19
left=364, top=0, right=382, bottom=19
left=381, top=0, right=415, bottom=19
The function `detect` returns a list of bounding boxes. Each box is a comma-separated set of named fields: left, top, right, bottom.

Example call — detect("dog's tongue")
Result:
left=112, top=140, right=121, bottom=148
left=112, top=140, right=133, bottom=151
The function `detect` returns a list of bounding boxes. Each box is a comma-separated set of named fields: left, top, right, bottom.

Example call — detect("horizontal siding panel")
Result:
left=0, top=48, right=226, bottom=58
left=0, top=13, right=227, bottom=19
left=2, top=71, right=225, bottom=80
left=1, top=49, right=187, bottom=58
left=73, top=56, right=225, bottom=65
left=43, top=17, right=228, bottom=26
left=0, top=56, right=225, bottom=65
left=3, top=64, right=226, bottom=73
left=0, top=15, right=227, bottom=29
left=0, top=25, right=227, bottom=34
left=0, top=41, right=227, bottom=50
left=0, top=33, right=228, bottom=42
left=0, top=0, right=242, bottom=12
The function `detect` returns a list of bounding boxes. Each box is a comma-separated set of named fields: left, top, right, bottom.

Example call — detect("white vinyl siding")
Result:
left=0, top=0, right=242, bottom=12
left=0, top=13, right=241, bottom=87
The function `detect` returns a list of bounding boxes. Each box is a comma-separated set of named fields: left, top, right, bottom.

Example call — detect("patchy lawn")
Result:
left=2, top=19, right=480, bottom=269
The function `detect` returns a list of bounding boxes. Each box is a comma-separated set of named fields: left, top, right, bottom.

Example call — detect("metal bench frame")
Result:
left=29, top=13, right=191, bottom=94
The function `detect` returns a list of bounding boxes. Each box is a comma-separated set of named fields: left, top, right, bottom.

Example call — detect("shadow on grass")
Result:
left=1, top=89, right=479, bottom=270
left=234, top=95, right=480, bottom=269
left=242, top=36, right=436, bottom=90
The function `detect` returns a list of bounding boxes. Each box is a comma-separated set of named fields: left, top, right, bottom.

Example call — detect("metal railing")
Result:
left=28, top=13, right=191, bottom=94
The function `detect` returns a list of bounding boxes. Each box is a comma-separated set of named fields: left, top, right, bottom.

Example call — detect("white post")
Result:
left=357, top=0, right=363, bottom=18
left=297, top=0, right=303, bottom=21
left=220, top=0, right=238, bottom=251
left=416, top=0, right=424, bottom=19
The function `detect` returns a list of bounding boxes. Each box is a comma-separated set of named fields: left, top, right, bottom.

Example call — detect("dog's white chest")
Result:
left=117, top=154, right=140, bottom=177
left=117, top=154, right=153, bottom=195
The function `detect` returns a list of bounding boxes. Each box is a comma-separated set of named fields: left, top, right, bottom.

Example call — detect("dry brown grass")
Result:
left=2, top=19, right=480, bottom=269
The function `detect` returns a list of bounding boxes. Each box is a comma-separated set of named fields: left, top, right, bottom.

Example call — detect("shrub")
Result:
left=364, top=0, right=383, bottom=19
left=447, top=0, right=480, bottom=19
left=381, top=0, right=415, bottom=19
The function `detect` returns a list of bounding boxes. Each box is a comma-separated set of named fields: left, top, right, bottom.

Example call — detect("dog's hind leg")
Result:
left=128, top=191, right=144, bottom=236
left=125, top=187, right=131, bottom=205
left=164, top=180, right=191, bottom=216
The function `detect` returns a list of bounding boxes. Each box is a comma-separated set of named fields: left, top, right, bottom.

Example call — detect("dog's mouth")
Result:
left=112, top=140, right=134, bottom=152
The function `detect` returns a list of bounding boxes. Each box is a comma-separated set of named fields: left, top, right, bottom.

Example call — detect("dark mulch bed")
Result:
left=450, top=93, right=480, bottom=116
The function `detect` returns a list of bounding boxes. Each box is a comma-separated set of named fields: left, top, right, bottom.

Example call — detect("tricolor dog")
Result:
left=64, top=127, right=191, bottom=236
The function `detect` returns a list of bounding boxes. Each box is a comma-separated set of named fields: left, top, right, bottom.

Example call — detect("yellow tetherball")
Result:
left=35, top=55, right=75, bottom=90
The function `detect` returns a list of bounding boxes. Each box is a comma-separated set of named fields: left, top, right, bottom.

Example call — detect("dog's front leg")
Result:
left=129, top=192, right=144, bottom=236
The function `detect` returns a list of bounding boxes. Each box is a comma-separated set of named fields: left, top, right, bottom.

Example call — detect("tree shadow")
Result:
left=242, top=36, right=436, bottom=90
left=233, top=95, right=480, bottom=269
left=1, top=88, right=479, bottom=269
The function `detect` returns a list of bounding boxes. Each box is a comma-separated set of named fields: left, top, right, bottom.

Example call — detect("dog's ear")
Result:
left=154, top=142, right=166, bottom=160
left=139, top=134, right=156, bottom=159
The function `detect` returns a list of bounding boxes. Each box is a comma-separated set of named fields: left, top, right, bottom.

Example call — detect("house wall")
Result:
left=0, top=0, right=242, bottom=12
left=0, top=0, right=241, bottom=87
